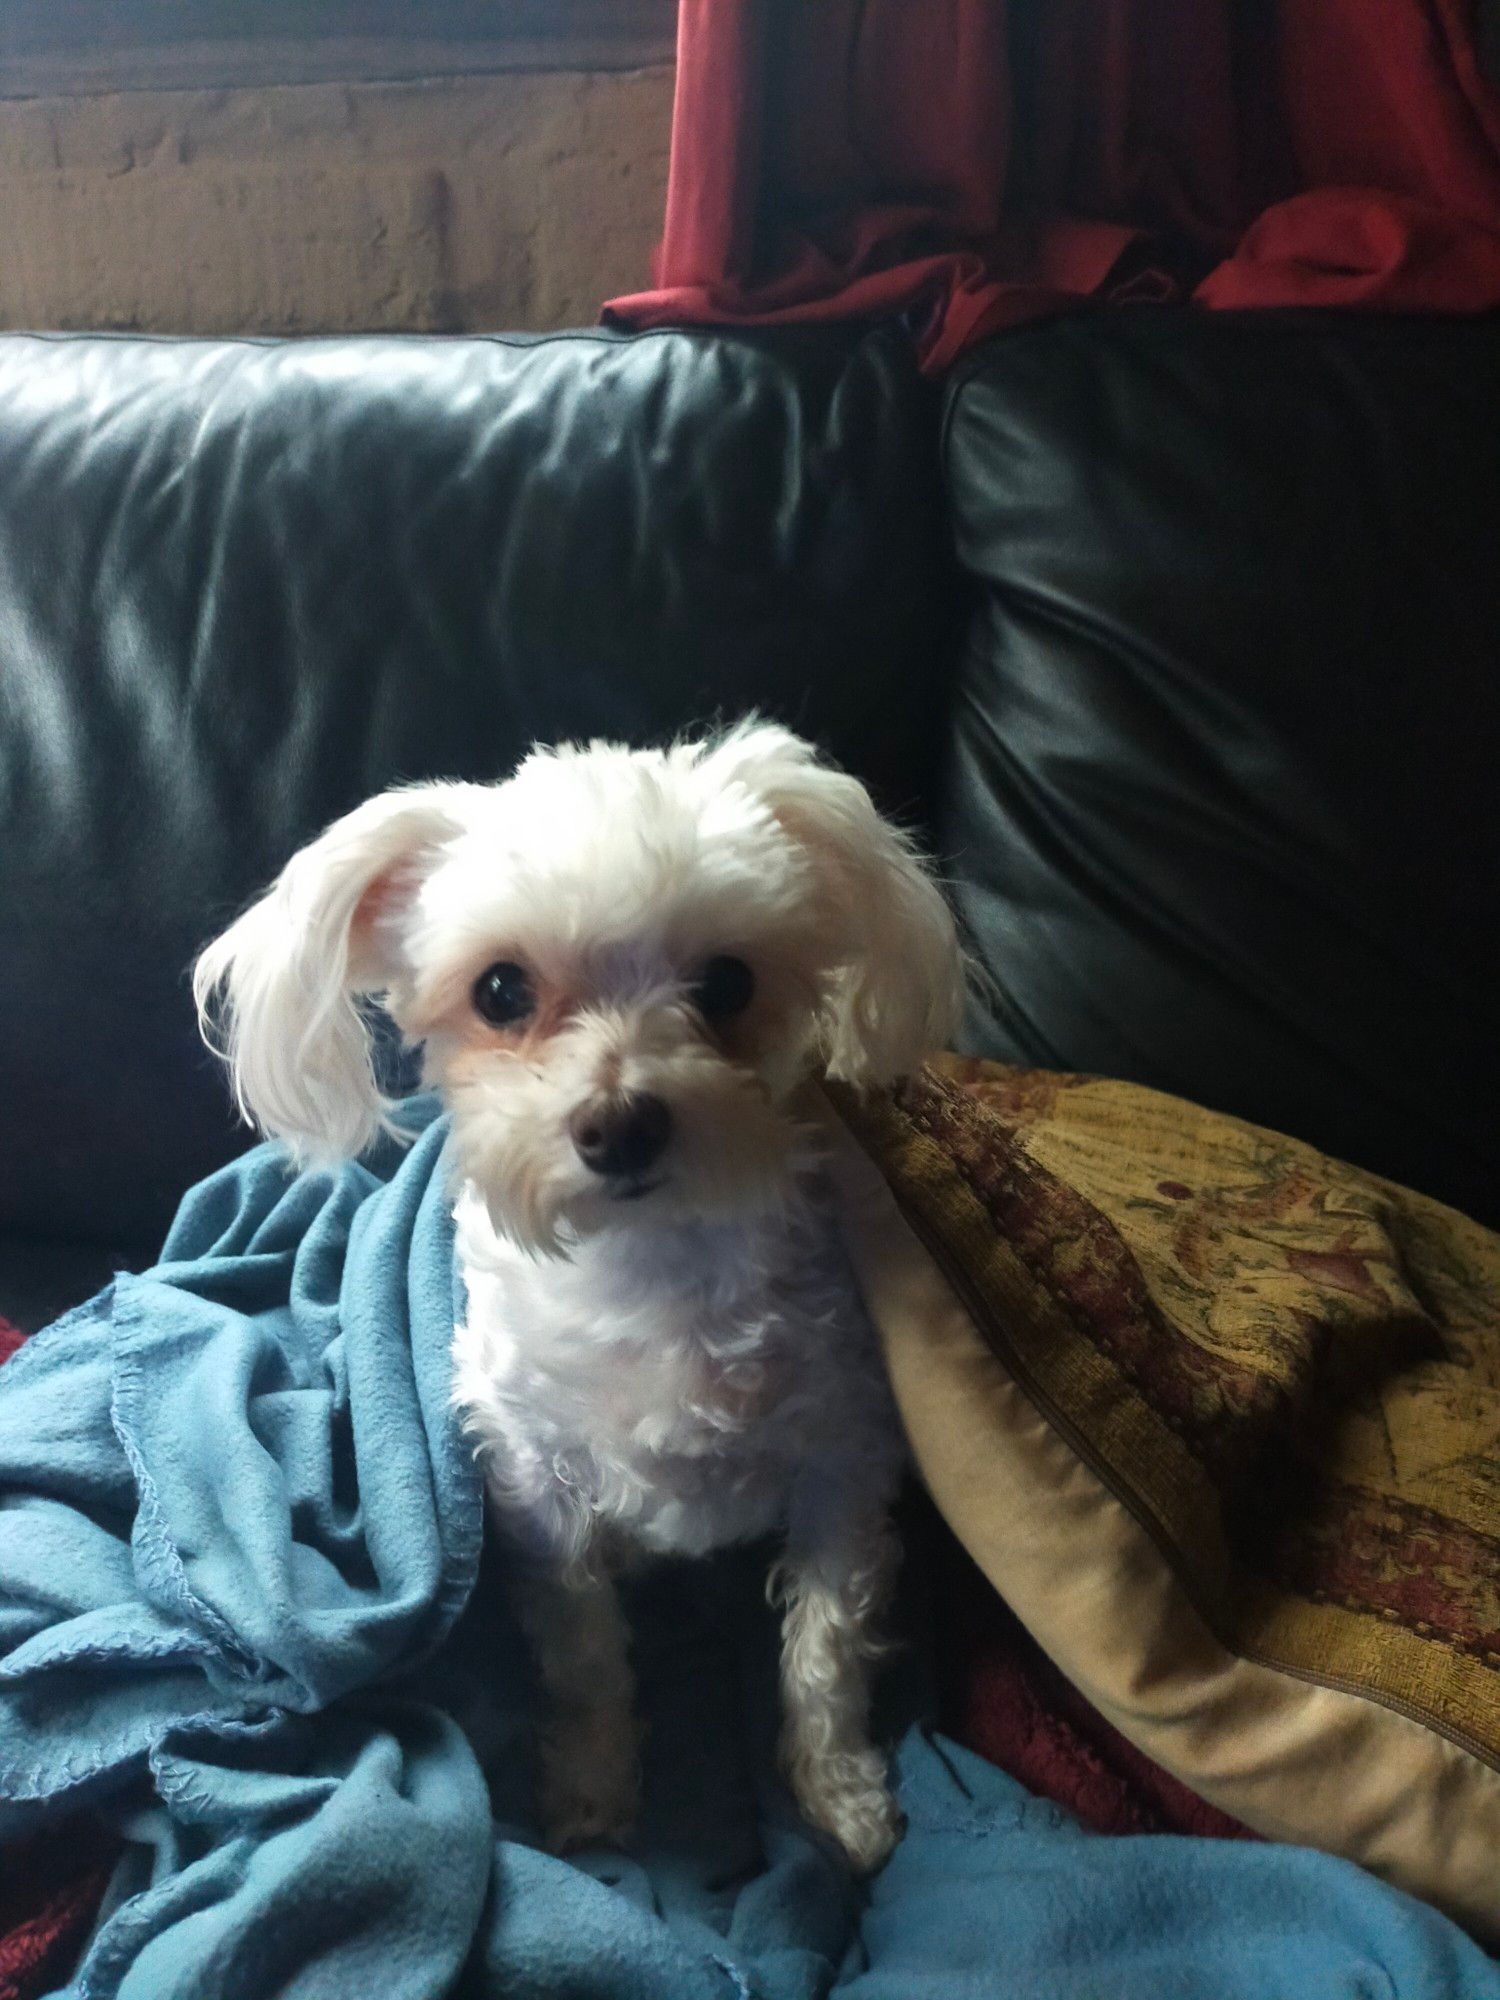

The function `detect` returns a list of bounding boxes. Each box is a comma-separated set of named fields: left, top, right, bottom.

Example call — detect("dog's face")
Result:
left=195, top=725, right=962, bottom=1254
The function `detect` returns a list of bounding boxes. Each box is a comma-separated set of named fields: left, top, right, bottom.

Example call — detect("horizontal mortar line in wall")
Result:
left=0, top=35, right=680, bottom=100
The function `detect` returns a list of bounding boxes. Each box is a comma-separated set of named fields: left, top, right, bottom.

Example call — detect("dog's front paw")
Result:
left=537, top=1718, right=641, bottom=1854
left=792, top=1746, right=905, bottom=1873
left=542, top=1791, right=638, bottom=1855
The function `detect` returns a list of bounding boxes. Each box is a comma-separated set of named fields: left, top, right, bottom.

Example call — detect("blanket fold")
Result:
left=2, top=1105, right=1498, bottom=1999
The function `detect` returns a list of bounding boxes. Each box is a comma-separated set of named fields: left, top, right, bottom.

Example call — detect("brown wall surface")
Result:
left=0, top=65, right=673, bottom=335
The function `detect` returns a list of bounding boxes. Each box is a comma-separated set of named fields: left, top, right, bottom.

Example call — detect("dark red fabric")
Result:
left=931, top=1525, right=1253, bottom=1841
left=0, top=1319, right=117, bottom=2000
left=605, top=0, right=1500, bottom=368
left=0, top=1826, right=115, bottom=2000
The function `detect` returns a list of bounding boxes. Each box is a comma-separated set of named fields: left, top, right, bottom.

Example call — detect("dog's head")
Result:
left=194, top=723, right=962, bottom=1253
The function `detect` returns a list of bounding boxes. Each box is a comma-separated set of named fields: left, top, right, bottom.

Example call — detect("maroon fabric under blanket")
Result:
left=929, top=1521, right=1252, bottom=1841
left=0, top=1316, right=117, bottom=2000
left=0, top=1828, right=116, bottom=2000
left=0, top=1314, right=1247, bottom=1998
left=605, top=0, right=1500, bottom=371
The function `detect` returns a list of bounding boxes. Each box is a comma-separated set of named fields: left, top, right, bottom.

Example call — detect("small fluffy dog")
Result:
left=194, top=722, right=963, bottom=1870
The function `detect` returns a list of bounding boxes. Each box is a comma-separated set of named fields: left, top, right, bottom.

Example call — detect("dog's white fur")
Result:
left=194, top=722, right=963, bottom=1870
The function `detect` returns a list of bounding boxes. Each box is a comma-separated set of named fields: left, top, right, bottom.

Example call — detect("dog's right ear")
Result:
left=193, top=785, right=476, bottom=1164
left=687, top=722, right=964, bottom=1088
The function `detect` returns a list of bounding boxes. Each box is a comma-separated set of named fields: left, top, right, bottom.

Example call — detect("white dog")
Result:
left=194, top=722, right=962, bottom=1870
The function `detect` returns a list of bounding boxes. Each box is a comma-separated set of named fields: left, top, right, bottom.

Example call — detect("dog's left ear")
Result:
left=692, top=723, right=964, bottom=1088
left=192, top=784, right=478, bottom=1164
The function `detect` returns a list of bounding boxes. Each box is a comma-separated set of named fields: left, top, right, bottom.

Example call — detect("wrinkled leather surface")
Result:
left=0, top=327, right=951, bottom=1315
left=7, top=311, right=1498, bottom=1331
left=941, top=310, right=1500, bottom=1226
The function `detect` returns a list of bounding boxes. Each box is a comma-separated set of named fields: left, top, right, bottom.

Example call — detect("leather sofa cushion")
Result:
left=0, top=327, right=951, bottom=1273
left=940, top=310, right=1500, bottom=1226
left=0, top=1239, right=124, bottom=1338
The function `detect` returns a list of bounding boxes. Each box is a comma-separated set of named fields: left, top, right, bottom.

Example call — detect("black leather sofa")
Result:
left=2, top=311, right=1497, bottom=1333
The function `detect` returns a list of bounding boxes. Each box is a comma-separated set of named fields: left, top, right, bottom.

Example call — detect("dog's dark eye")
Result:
left=691, top=955, right=755, bottom=1020
left=473, top=960, right=534, bottom=1027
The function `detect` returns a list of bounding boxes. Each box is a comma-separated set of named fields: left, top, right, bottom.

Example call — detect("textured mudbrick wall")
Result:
left=0, top=66, right=673, bottom=334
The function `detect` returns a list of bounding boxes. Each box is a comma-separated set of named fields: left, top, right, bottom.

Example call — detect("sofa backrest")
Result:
left=939, top=310, right=1500, bottom=1227
left=6, top=308, right=1496, bottom=1300
left=0, top=328, right=953, bottom=1258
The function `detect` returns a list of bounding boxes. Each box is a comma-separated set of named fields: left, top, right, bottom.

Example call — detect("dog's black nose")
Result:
left=569, top=1093, right=673, bottom=1180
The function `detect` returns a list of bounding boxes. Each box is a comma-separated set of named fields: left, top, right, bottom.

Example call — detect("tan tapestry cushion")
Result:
left=818, top=1058, right=1500, bottom=1941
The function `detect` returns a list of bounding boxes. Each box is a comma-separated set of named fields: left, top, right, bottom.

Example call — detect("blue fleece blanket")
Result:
left=2, top=1105, right=1496, bottom=2000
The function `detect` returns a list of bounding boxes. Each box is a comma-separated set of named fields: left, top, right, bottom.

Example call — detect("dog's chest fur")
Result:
left=452, top=1163, right=900, bottom=1564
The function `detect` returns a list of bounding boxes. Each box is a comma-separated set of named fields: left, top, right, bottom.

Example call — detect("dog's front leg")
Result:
left=513, top=1562, right=641, bottom=1853
left=773, top=1478, right=902, bottom=1872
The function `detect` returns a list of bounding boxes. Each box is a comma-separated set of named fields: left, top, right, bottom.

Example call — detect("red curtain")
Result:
left=604, top=0, right=1500, bottom=370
